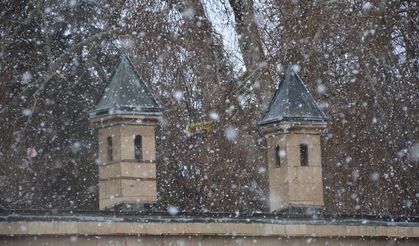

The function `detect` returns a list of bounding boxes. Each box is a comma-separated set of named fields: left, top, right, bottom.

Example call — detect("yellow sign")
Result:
left=187, top=120, right=214, bottom=133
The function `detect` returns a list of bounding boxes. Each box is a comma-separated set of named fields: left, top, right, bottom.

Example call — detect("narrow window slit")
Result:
left=300, top=144, right=308, bottom=166
left=275, top=146, right=281, bottom=168
left=107, top=137, right=113, bottom=161
left=134, top=135, right=142, bottom=161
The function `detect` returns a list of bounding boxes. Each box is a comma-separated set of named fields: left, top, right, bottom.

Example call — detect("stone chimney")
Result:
left=89, top=55, right=162, bottom=210
left=258, top=66, right=327, bottom=213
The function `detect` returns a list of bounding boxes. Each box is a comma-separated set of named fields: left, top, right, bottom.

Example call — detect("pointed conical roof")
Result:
left=258, top=66, right=326, bottom=126
left=90, top=55, right=162, bottom=116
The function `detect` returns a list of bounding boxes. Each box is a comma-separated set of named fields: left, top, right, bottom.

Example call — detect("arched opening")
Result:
left=300, top=143, right=308, bottom=166
left=275, top=145, right=281, bottom=168
left=134, top=135, right=142, bottom=161
left=107, top=136, right=113, bottom=161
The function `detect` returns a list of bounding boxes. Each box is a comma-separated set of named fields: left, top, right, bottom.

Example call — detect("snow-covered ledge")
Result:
left=1, top=220, right=418, bottom=238
left=1, top=213, right=418, bottom=240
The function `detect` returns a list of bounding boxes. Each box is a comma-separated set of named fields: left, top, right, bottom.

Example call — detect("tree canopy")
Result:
left=0, top=0, right=417, bottom=216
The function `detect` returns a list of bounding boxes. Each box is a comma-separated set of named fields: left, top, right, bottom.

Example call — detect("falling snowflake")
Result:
left=224, top=126, right=238, bottom=142
left=22, top=108, right=33, bottom=116
left=173, top=90, right=184, bottom=102
left=21, top=71, right=32, bottom=84
left=209, top=111, right=220, bottom=121
left=181, top=7, right=195, bottom=19
left=407, top=143, right=419, bottom=161
left=362, top=2, right=373, bottom=11
left=26, top=147, right=37, bottom=158
left=168, top=205, right=179, bottom=215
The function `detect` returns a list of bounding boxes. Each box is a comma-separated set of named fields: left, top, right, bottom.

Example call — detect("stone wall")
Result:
left=94, top=117, right=159, bottom=209
left=0, top=220, right=417, bottom=238
left=1, top=235, right=416, bottom=245
left=265, top=125, right=325, bottom=211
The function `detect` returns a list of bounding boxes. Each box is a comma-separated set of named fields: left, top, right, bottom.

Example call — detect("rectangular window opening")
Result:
left=275, top=146, right=281, bottom=168
left=134, top=135, right=142, bottom=161
left=107, top=136, right=113, bottom=161
left=300, top=144, right=308, bottom=166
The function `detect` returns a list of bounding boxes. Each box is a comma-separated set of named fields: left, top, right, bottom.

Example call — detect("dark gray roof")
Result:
left=90, top=55, right=162, bottom=116
left=258, top=66, right=326, bottom=126
left=1, top=210, right=417, bottom=225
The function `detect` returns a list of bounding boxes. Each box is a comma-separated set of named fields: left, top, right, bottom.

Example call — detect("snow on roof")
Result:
left=90, top=54, right=162, bottom=117
left=258, top=66, right=327, bottom=126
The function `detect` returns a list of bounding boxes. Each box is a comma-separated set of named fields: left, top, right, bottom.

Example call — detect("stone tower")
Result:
left=258, top=67, right=327, bottom=213
left=89, top=55, right=162, bottom=210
